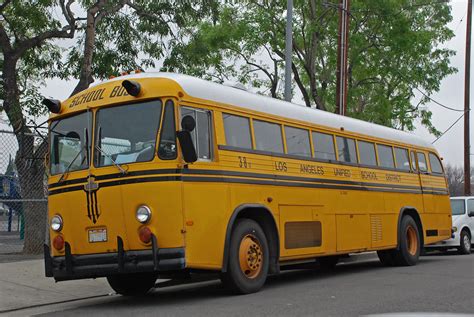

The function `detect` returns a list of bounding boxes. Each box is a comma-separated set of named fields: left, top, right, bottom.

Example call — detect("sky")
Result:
left=413, top=0, right=471, bottom=167
left=1, top=0, right=472, bottom=170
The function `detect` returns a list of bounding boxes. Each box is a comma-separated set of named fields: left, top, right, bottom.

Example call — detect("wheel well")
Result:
left=460, top=226, right=471, bottom=238
left=398, top=207, right=424, bottom=249
left=222, top=204, right=280, bottom=274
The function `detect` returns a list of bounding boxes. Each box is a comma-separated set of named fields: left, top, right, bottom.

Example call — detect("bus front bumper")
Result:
left=44, top=236, right=185, bottom=281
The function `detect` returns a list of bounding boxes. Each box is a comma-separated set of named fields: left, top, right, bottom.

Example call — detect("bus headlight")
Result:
left=452, top=226, right=458, bottom=233
left=51, top=215, right=63, bottom=232
left=136, top=205, right=152, bottom=223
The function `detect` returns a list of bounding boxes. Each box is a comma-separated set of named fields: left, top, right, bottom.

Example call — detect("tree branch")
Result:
left=0, top=22, right=12, bottom=53
left=0, top=0, right=12, bottom=12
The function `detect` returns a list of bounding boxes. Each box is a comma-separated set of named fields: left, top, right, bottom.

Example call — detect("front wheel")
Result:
left=221, top=219, right=269, bottom=294
left=107, top=273, right=157, bottom=296
left=458, top=230, right=472, bottom=255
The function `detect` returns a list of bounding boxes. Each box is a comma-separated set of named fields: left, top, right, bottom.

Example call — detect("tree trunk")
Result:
left=15, top=138, right=48, bottom=254
left=3, top=55, right=47, bottom=254
left=70, top=9, right=97, bottom=96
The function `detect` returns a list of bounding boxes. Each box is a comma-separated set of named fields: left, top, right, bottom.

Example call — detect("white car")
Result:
left=425, top=196, right=474, bottom=254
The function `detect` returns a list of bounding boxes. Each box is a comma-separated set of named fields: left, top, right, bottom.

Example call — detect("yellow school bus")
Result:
left=44, top=73, right=452, bottom=295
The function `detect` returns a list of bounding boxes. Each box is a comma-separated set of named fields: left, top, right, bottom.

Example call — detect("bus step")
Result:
left=154, top=273, right=219, bottom=289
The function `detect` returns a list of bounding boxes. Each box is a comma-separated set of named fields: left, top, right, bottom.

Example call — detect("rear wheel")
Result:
left=107, top=273, right=157, bottom=296
left=221, top=219, right=269, bottom=294
left=391, top=215, right=421, bottom=266
left=458, top=230, right=471, bottom=255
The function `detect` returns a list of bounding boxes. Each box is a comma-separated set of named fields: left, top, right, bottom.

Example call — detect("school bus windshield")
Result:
left=95, top=100, right=163, bottom=167
left=49, top=111, right=91, bottom=175
left=49, top=99, right=177, bottom=175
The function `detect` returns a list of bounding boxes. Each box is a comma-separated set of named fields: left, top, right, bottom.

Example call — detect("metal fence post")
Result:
left=7, top=207, right=12, bottom=232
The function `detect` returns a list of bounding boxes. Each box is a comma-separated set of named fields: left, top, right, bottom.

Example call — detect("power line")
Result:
left=431, top=111, right=467, bottom=144
left=454, top=10, right=467, bottom=33
left=413, top=86, right=464, bottom=112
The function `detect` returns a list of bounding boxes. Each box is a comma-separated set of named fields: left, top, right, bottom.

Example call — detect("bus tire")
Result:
left=107, top=273, right=156, bottom=296
left=392, top=215, right=420, bottom=266
left=377, top=250, right=395, bottom=266
left=458, top=230, right=471, bottom=255
left=317, top=256, right=339, bottom=270
left=221, top=219, right=269, bottom=294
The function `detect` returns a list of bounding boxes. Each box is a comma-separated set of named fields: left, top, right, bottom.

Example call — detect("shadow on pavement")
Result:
left=70, top=259, right=391, bottom=310
left=422, top=249, right=472, bottom=257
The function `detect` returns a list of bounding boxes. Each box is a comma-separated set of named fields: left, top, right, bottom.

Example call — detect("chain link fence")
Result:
left=0, top=129, right=48, bottom=256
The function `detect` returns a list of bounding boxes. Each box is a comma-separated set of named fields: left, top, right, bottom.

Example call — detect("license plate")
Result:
left=88, top=228, right=107, bottom=243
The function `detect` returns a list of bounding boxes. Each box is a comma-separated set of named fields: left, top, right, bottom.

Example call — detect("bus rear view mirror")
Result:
left=181, top=115, right=196, bottom=132
left=177, top=131, right=197, bottom=163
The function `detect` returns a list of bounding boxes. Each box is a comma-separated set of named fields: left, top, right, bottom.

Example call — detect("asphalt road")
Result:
left=11, top=252, right=474, bottom=316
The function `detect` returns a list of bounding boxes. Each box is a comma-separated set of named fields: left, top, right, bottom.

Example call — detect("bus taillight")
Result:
left=138, top=226, right=152, bottom=244
left=53, top=235, right=65, bottom=251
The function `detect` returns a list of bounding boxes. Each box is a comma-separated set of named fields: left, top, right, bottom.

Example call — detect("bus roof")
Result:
left=99, top=72, right=435, bottom=150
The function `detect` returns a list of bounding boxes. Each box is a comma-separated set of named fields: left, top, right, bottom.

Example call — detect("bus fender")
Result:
left=221, top=203, right=280, bottom=274
left=397, top=207, right=424, bottom=250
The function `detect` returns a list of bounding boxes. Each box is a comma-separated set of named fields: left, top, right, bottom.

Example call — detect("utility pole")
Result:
left=284, top=0, right=293, bottom=102
left=335, top=0, right=351, bottom=116
left=465, top=0, right=472, bottom=196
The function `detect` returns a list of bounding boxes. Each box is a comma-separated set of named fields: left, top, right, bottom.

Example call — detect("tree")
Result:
left=0, top=0, right=78, bottom=253
left=445, top=164, right=474, bottom=197
left=67, top=0, right=219, bottom=96
left=163, top=0, right=456, bottom=135
left=0, top=0, right=217, bottom=253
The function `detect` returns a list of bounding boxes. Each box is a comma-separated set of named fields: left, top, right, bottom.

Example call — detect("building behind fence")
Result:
left=0, top=130, right=47, bottom=255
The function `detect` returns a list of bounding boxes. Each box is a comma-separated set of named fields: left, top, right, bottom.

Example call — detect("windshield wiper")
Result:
left=95, top=126, right=127, bottom=175
left=57, top=128, right=89, bottom=183
left=94, top=144, right=127, bottom=174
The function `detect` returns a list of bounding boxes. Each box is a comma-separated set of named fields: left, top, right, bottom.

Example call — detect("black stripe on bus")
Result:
left=48, top=167, right=445, bottom=193
left=182, top=169, right=423, bottom=191
left=48, top=177, right=89, bottom=189
left=218, top=145, right=447, bottom=178
left=47, top=169, right=181, bottom=189
left=47, top=169, right=449, bottom=194
left=48, top=171, right=448, bottom=196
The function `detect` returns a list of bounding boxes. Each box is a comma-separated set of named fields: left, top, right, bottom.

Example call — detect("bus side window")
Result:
left=181, top=106, right=212, bottom=160
left=417, top=152, right=428, bottom=172
left=253, top=120, right=284, bottom=153
left=377, top=144, right=395, bottom=168
left=358, top=140, right=377, bottom=166
left=394, top=147, right=410, bottom=171
left=313, top=131, right=336, bottom=161
left=410, top=151, right=418, bottom=172
left=223, top=113, right=252, bottom=149
left=428, top=153, right=443, bottom=174
left=284, top=126, right=311, bottom=157
left=336, top=136, right=357, bottom=163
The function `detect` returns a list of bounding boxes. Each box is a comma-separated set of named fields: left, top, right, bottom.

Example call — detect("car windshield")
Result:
left=95, top=100, right=163, bottom=167
left=49, top=112, right=91, bottom=175
left=450, top=199, right=465, bottom=215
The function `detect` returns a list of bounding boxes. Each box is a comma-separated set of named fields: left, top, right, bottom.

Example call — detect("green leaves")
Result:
left=165, top=0, right=456, bottom=135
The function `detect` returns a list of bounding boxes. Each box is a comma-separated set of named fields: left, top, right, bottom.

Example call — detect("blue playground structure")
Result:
left=0, top=174, right=23, bottom=238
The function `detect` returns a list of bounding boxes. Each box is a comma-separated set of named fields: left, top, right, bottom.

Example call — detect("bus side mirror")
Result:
left=468, top=211, right=474, bottom=217
left=177, top=116, right=197, bottom=163
left=181, top=115, right=196, bottom=132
